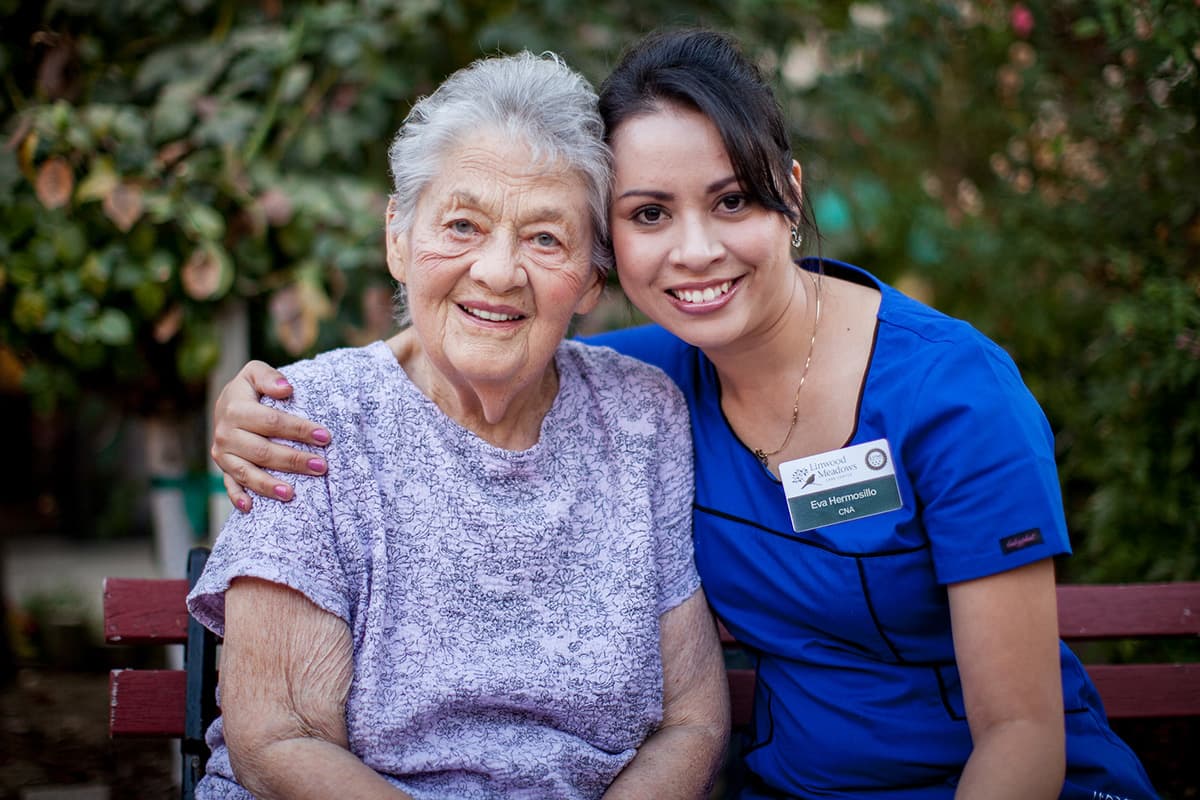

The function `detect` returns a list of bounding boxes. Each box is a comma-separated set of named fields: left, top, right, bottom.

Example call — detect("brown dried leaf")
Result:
left=36, top=33, right=77, bottom=100
left=180, top=243, right=232, bottom=301
left=343, top=285, right=397, bottom=347
left=155, top=140, right=191, bottom=169
left=362, top=284, right=396, bottom=337
left=102, top=183, right=145, bottom=232
left=154, top=304, right=184, bottom=343
left=0, top=345, right=25, bottom=392
left=269, top=280, right=331, bottom=355
left=269, top=285, right=313, bottom=355
left=257, top=187, right=294, bottom=227
left=35, top=158, right=73, bottom=209
left=8, top=122, right=36, bottom=182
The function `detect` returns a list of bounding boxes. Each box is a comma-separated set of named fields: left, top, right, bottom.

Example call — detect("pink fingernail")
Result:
left=275, top=377, right=291, bottom=387
left=312, top=428, right=331, bottom=444
left=235, top=498, right=248, bottom=512
left=307, top=458, right=326, bottom=473
left=273, top=485, right=292, bottom=500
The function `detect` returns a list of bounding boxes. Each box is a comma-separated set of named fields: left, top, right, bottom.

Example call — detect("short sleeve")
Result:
left=186, top=394, right=351, bottom=636
left=649, top=378, right=701, bottom=615
left=905, top=335, right=1071, bottom=584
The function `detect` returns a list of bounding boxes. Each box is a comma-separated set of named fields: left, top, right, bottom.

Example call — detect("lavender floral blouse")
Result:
left=187, top=339, right=699, bottom=799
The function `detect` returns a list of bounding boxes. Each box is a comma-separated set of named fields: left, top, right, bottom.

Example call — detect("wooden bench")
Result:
left=722, top=581, right=1200, bottom=726
left=105, top=553, right=1199, bottom=795
left=104, top=547, right=217, bottom=800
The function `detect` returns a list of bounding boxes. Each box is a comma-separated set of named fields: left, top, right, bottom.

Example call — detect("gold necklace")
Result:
left=753, top=271, right=822, bottom=468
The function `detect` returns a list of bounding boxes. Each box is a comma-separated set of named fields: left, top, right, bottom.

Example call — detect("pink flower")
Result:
left=1011, top=3, right=1034, bottom=38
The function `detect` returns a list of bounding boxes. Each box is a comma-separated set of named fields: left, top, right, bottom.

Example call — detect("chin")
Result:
left=660, top=319, right=739, bottom=351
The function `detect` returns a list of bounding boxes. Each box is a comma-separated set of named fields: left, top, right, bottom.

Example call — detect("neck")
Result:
left=387, top=330, right=558, bottom=450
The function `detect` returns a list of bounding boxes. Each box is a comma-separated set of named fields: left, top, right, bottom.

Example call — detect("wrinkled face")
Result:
left=387, top=132, right=602, bottom=393
left=608, top=103, right=799, bottom=354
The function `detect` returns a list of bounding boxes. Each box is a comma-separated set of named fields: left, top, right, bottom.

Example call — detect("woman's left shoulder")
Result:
left=558, top=340, right=687, bottom=427
left=562, top=339, right=680, bottom=392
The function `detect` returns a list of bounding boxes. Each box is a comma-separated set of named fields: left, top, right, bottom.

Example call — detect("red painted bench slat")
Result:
left=109, top=669, right=186, bottom=736
left=104, top=578, right=191, bottom=644
left=1087, top=664, right=1200, bottom=719
left=1056, top=583, right=1200, bottom=640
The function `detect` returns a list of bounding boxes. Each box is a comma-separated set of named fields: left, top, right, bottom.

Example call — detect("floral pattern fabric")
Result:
left=188, top=339, right=699, bottom=799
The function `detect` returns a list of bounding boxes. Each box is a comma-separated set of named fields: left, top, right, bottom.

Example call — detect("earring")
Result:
left=790, top=226, right=803, bottom=248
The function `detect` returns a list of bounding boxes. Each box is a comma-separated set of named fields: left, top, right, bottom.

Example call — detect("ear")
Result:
left=384, top=197, right=407, bottom=283
left=788, top=160, right=804, bottom=213
left=574, top=269, right=606, bottom=317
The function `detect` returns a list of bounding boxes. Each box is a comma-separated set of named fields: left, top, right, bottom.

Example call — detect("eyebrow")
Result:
left=448, top=190, right=484, bottom=209
left=522, top=206, right=574, bottom=226
left=616, top=175, right=740, bottom=201
left=447, top=191, right=577, bottom=230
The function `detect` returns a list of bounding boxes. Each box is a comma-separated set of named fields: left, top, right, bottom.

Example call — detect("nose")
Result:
left=469, top=231, right=528, bottom=292
left=670, top=214, right=725, bottom=271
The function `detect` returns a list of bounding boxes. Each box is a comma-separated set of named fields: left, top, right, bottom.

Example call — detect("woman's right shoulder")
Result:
left=271, top=342, right=399, bottom=414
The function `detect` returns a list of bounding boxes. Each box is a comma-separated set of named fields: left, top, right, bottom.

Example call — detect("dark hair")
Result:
left=598, top=28, right=807, bottom=229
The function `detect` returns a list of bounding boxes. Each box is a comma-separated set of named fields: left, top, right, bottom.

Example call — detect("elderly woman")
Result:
left=185, top=51, right=728, bottom=799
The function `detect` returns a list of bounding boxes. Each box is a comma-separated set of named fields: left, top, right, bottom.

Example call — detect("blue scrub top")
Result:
left=587, top=260, right=1157, bottom=799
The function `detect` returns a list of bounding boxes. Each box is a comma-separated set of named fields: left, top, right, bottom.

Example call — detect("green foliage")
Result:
left=1, top=1, right=459, bottom=412
left=764, top=1, right=1199, bottom=580
left=1, top=0, right=1195, bottom=579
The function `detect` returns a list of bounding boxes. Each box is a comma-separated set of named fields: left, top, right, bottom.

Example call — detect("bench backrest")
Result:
left=104, top=547, right=217, bottom=800
left=721, top=581, right=1200, bottom=727
left=1054, top=582, right=1200, bottom=720
left=105, top=573, right=1200, bottom=737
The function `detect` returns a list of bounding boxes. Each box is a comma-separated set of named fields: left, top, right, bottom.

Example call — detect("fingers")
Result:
left=223, top=472, right=255, bottom=513
left=216, top=361, right=331, bottom=447
left=255, top=404, right=331, bottom=448
left=215, top=450, right=298, bottom=506
left=243, top=360, right=295, bottom=400
left=212, top=428, right=325, bottom=497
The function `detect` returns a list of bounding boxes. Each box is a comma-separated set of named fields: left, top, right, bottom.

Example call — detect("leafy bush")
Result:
left=1, top=1, right=459, bottom=413
left=773, top=1, right=1198, bottom=580
left=2, top=0, right=1195, bottom=579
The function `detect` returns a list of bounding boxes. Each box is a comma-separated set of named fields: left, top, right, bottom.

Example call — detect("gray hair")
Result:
left=388, top=51, right=613, bottom=282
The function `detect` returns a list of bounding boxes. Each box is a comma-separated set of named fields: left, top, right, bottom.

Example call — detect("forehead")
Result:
left=609, top=104, right=731, bottom=184
left=419, top=133, right=590, bottom=222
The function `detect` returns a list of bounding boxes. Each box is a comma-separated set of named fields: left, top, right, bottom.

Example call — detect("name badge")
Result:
left=780, top=438, right=903, bottom=532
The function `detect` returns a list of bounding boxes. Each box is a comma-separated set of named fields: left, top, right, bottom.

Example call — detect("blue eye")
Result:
left=534, top=232, right=560, bottom=248
left=450, top=219, right=476, bottom=235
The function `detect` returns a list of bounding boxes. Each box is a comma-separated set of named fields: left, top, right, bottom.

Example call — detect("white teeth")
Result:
left=673, top=280, right=733, bottom=304
left=464, top=306, right=520, bottom=322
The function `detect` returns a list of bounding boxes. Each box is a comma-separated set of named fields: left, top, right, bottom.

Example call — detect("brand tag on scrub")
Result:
left=780, top=438, right=902, bottom=532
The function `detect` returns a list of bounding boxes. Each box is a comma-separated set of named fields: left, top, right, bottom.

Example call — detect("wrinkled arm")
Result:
left=603, top=589, right=730, bottom=800
left=211, top=360, right=331, bottom=511
left=950, top=559, right=1065, bottom=799
left=220, top=577, right=411, bottom=800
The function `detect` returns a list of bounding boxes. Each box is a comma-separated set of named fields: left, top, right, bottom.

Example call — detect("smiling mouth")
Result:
left=669, top=280, right=734, bottom=305
left=460, top=304, right=524, bottom=322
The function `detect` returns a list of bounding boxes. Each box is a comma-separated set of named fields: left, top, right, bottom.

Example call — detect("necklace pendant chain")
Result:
left=755, top=272, right=822, bottom=468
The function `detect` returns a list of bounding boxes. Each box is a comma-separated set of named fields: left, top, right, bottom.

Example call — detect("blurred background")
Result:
left=1, top=0, right=1196, bottom=797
